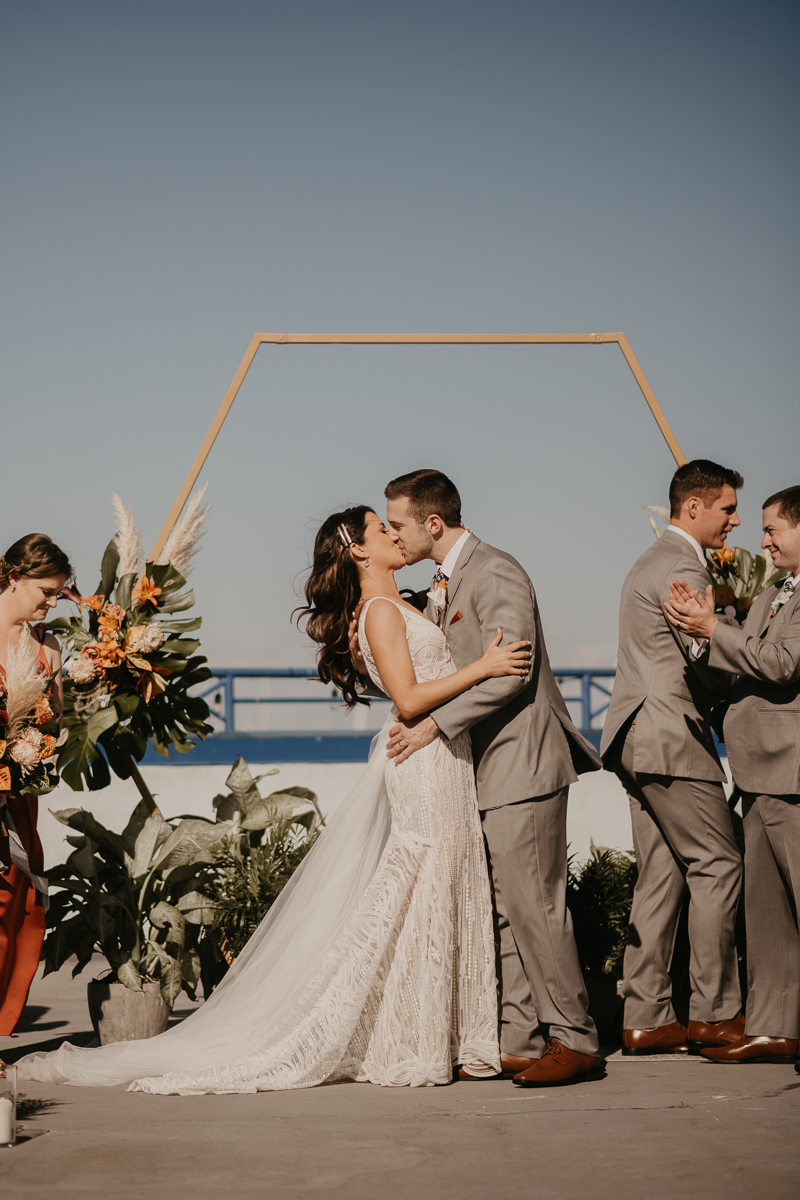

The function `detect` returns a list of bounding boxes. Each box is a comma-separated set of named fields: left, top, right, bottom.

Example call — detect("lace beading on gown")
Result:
left=18, top=600, right=499, bottom=1094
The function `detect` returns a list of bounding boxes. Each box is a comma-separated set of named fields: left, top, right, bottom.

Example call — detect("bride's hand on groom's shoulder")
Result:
left=387, top=715, right=439, bottom=764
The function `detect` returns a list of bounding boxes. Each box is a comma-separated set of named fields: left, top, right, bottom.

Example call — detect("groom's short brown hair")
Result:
left=669, top=459, right=743, bottom=518
left=385, top=469, right=462, bottom=528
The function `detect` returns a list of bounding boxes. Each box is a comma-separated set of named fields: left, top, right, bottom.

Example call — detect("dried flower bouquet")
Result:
left=49, top=490, right=213, bottom=791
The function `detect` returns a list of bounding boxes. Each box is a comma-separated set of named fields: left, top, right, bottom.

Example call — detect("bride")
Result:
left=15, top=506, right=530, bottom=1093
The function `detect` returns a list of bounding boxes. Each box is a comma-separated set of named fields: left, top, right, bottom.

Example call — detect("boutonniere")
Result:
left=427, top=581, right=447, bottom=611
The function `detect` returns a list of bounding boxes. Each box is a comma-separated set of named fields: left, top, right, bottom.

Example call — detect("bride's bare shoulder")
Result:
left=361, top=597, right=409, bottom=636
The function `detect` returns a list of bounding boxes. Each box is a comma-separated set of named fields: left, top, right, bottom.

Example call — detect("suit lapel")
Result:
left=443, top=534, right=480, bottom=625
left=762, top=580, right=800, bottom=634
left=755, top=585, right=778, bottom=636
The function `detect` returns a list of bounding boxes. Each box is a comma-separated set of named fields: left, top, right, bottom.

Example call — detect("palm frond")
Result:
left=156, top=482, right=210, bottom=577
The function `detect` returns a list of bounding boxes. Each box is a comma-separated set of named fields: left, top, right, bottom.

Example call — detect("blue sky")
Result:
left=3, top=0, right=798, bottom=675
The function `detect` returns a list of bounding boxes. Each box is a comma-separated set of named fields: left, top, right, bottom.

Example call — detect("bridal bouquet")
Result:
left=0, top=635, right=61, bottom=798
left=49, top=490, right=214, bottom=791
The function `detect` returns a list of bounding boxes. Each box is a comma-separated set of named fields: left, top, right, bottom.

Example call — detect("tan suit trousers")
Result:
left=612, top=721, right=742, bottom=1028
left=741, top=793, right=800, bottom=1039
left=481, top=790, right=599, bottom=1057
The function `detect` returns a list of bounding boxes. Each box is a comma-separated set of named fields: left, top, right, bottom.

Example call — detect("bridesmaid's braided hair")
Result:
left=0, top=533, right=72, bottom=592
left=295, top=506, right=374, bottom=709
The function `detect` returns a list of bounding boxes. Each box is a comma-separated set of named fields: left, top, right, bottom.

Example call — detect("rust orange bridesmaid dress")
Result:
left=0, top=631, right=53, bottom=1035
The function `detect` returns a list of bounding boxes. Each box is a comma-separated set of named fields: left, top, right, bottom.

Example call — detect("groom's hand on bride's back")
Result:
left=348, top=613, right=368, bottom=676
left=387, top=715, right=439, bottom=764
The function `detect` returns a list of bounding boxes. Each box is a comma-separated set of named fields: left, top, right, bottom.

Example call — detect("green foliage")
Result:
left=566, top=843, right=638, bottom=977
left=43, top=756, right=323, bottom=1004
left=210, top=824, right=319, bottom=959
left=43, top=800, right=233, bottom=1007
left=51, top=548, right=213, bottom=791
left=206, top=757, right=324, bottom=963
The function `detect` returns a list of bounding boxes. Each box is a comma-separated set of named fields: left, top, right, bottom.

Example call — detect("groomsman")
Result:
left=666, top=485, right=800, bottom=1065
left=601, top=460, right=745, bottom=1055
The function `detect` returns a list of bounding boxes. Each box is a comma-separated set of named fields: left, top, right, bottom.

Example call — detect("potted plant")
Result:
left=566, top=843, right=637, bottom=1042
left=43, top=800, right=232, bottom=1043
left=206, top=757, right=324, bottom=964
left=43, top=757, right=323, bottom=1043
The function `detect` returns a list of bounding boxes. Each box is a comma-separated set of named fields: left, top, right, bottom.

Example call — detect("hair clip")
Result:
left=337, top=524, right=353, bottom=547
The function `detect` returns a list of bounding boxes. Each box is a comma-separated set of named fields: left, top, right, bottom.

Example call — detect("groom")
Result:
left=379, top=469, right=604, bottom=1086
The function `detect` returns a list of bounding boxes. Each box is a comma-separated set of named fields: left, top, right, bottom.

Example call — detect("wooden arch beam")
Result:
left=150, top=331, right=685, bottom=562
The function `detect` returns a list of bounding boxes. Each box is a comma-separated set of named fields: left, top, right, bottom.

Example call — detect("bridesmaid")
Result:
left=0, top=534, right=70, bottom=1053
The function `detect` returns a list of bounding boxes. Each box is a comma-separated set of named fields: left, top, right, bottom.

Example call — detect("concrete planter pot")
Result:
left=87, top=978, right=170, bottom=1046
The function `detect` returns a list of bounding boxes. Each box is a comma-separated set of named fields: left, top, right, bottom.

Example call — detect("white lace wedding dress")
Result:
left=16, top=599, right=499, bottom=1093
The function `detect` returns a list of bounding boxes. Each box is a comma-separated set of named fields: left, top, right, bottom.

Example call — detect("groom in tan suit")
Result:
left=380, top=469, right=604, bottom=1087
left=666, top=484, right=800, bottom=1066
left=601, top=459, right=745, bottom=1055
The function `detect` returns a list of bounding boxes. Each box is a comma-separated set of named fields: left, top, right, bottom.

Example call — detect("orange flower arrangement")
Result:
left=80, top=594, right=106, bottom=613
left=705, top=541, right=785, bottom=627
left=132, top=576, right=162, bottom=607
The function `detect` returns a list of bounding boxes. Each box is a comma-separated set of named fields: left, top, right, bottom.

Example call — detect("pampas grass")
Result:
left=112, top=493, right=145, bottom=578
left=6, top=632, right=48, bottom=741
left=156, top=481, right=210, bottom=578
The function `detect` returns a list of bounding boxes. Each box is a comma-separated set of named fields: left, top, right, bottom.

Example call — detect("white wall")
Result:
left=38, top=758, right=738, bottom=873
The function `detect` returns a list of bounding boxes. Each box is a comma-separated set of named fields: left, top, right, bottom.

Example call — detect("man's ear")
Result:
left=427, top=514, right=443, bottom=537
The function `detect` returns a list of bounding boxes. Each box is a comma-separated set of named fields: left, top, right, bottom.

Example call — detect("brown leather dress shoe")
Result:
left=457, top=1052, right=537, bottom=1081
left=701, top=1036, right=800, bottom=1064
left=687, top=1012, right=746, bottom=1052
left=513, top=1039, right=604, bottom=1087
left=622, top=1021, right=688, bottom=1056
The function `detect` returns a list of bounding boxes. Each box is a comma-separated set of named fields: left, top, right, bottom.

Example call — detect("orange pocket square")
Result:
left=449, top=611, right=463, bottom=625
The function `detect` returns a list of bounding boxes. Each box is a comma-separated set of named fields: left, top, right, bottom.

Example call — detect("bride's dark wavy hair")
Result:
left=295, top=505, right=374, bottom=709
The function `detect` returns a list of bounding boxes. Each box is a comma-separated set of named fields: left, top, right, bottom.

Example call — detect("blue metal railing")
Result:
left=196, top=667, right=616, bottom=735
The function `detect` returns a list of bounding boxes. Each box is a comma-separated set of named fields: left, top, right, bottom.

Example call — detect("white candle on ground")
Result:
left=0, top=1095, right=13, bottom=1143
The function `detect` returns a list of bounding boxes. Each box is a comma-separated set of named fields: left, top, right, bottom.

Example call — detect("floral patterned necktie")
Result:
left=428, top=568, right=448, bottom=625
left=770, top=577, right=796, bottom=619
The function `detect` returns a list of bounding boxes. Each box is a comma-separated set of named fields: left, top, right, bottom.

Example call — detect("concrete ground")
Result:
left=2, top=964, right=798, bottom=1200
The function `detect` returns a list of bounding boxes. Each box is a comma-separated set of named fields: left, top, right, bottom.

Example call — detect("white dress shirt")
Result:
left=438, top=529, right=472, bottom=579
left=663, top=526, right=710, bottom=656
left=664, top=524, right=706, bottom=568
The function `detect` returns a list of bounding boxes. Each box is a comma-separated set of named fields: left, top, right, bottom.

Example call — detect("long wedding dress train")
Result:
left=16, top=600, right=499, bottom=1093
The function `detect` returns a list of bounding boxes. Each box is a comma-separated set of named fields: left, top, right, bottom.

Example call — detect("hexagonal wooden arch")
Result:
left=151, top=331, right=685, bottom=560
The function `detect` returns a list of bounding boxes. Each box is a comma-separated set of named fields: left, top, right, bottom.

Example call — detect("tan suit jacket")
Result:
left=709, top=581, right=800, bottom=795
left=429, top=535, right=601, bottom=810
left=600, top=531, right=726, bottom=782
